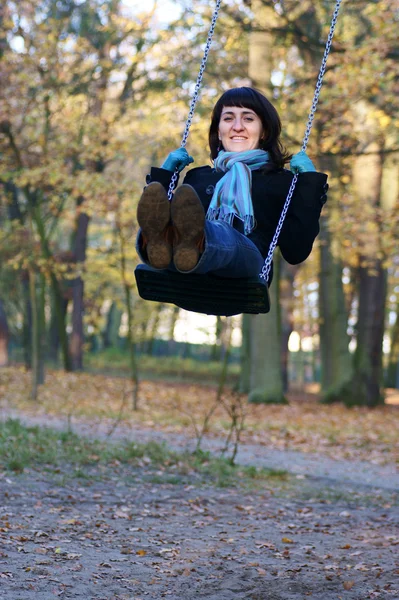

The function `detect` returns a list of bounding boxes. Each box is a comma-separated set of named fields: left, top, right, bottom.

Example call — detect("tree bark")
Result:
left=340, top=115, right=386, bottom=407
left=381, top=143, right=399, bottom=389
left=31, top=201, right=71, bottom=371
left=29, top=268, right=39, bottom=400
left=167, top=305, right=180, bottom=354
left=103, top=302, right=122, bottom=349
left=248, top=1, right=278, bottom=91
left=211, top=316, right=223, bottom=362
left=341, top=263, right=386, bottom=407
left=248, top=253, right=287, bottom=404
left=386, top=302, right=399, bottom=389
left=145, top=304, right=163, bottom=356
left=317, top=156, right=352, bottom=402
left=0, top=299, right=9, bottom=367
left=239, top=314, right=251, bottom=394
left=49, top=292, right=68, bottom=366
left=21, top=273, right=32, bottom=370
left=70, top=209, right=90, bottom=371
left=37, top=273, right=46, bottom=384
left=69, top=41, right=108, bottom=370
left=318, top=215, right=352, bottom=402
left=279, top=261, right=297, bottom=393
left=117, top=216, right=139, bottom=410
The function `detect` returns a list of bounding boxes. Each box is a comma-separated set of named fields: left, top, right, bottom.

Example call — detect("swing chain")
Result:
left=260, top=0, right=342, bottom=283
left=168, top=0, right=222, bottom=201
left=301, top=0, right=342, bottom=152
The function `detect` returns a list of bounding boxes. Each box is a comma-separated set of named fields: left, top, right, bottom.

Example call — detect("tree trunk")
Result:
left=248, top=253, right=287, bottom=404
left=145, top=304, right=163, bottom=356
left=280, top=261, right=297, bottom=393
left=117, top=217, right=139, bottom=410
left=340, top=263, right=386, bottom=407
left=340, top=119, right=386, bottom=407
left=314, top=126, right=352, bottom=403
left=216, top=318, right=233, bottom=402
left=50, top=272, right=71, bottom=371
left=70, top=209, right=90, bottom=370
left=386, top=303, right=399, bottom=389
left=239, top=314, right=251, bottom=394
left=31, top=202, right=71, bottom=371
left=381, top=141, right=399, bottom=389
left=37, top=273, right=46, bottom=384
left=0, top=299, right=9, bottom=367
left=211, top=316, right=223, bottom=362
left=69, top=45, right=108, bottom=370
left=49, top=293, right=68, bottom=366
left=21, top=273, right=32, bottom=370
left=124, top=280, right=139, bottom=410
left=248, top=0, right=277, bottom=92
left=167, top=305, right=180, bottom=354
left=29, top=268, right=39, bottom=400
left=318, top=216, right=352, bottom=402
left=70, top=278, right=85, bottom=370
left=103, top=302, right=122, bottom=349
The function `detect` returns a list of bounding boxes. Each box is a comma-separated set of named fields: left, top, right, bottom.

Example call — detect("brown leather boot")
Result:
left=171, top=184, right=205, bottom=272
left=137, top=182, right=172, bottom=269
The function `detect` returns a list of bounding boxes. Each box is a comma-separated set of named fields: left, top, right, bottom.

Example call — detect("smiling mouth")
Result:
left=231, top=137, right=247, bottom=140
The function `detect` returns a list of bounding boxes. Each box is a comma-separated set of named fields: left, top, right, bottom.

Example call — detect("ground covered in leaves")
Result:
left=1, top=367, right=399, bottom=598
left=1, top=461, right=399, bottom=599
left=0, top=419, right=398, bottom=600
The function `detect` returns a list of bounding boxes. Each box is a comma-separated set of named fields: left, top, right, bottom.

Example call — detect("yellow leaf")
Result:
left=136, top=550, right=147, bottom=556
left=343, top=581, right=355, bottom=590
left=282, top=537, right=294, bottom=544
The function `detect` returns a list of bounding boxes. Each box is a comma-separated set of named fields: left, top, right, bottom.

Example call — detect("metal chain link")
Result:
left=260, top=0, right=343, bottom=282
left=168, top=0, right=222, bottom=200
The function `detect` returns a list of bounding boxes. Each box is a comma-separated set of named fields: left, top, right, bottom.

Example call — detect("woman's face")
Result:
left=218, top=106, right=264, bottom=153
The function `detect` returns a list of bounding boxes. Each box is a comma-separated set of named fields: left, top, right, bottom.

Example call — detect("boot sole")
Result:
left=137, top=182, right=171, bottom=269
left=171, top=185, right=205, bottom=272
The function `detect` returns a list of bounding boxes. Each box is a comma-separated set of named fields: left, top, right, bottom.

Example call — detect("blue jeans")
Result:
left=136, top=220, right=264, bottom=278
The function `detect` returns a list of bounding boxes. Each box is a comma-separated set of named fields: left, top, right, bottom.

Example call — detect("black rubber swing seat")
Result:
left=135, top=264, right=270, bottom=317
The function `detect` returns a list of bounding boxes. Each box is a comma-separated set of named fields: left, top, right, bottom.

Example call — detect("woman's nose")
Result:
left=232, top=119, right=244, bottom=130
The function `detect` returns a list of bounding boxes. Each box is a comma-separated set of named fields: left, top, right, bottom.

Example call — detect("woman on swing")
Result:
left=136, top=87, right=328, bottom=281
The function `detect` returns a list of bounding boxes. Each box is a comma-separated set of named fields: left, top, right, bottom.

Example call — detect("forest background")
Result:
left=0, top=0, right=398, bottom=414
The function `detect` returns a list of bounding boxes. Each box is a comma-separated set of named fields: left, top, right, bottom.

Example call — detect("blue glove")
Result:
left=161, top=148, right=194, bottom=172
left=290, top=151, right=316, bottom=174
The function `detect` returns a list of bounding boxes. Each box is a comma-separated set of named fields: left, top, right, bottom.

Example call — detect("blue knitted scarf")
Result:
left=206, top=149, right=270, bottom=235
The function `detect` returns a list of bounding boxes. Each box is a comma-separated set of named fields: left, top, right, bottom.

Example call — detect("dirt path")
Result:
left=1, top=410, right=399, bottom=599
left=4, top=408, right=399, bottom=491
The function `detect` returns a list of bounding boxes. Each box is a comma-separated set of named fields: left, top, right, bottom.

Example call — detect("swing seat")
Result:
left=135, top=264, right=270, bottom=317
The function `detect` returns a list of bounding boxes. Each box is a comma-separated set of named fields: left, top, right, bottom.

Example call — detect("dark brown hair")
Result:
left=209, top=87, right=291, bottom=169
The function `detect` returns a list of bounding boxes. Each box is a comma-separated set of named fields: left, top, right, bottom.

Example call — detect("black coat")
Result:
left=146, top=165, right=328, bottom=265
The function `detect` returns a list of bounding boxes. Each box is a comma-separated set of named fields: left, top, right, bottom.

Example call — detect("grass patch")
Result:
left=0, top=419, right=289, bottom=490
left=185, top=449, right=289, bottom=488
left=0, top=419, right=175, bottom=473
left=0, top=419, right=109, bottom=472
left=85, top=349, right=240, bottom=385
left=291, top=483, right=399, bottom=508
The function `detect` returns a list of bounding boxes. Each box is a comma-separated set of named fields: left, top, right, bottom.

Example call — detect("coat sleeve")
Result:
left=277, top=172, right=328, bottom=265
